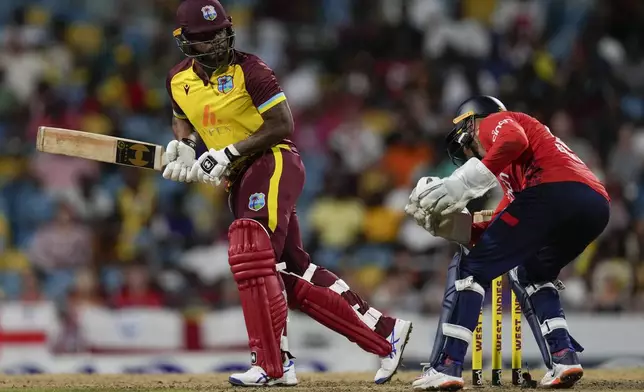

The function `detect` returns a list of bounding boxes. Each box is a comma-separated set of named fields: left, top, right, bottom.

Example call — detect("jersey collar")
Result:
left=191, top=60, right=211, bottom=86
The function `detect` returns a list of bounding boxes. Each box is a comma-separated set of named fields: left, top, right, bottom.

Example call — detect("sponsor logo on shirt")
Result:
left=492, top=119, right=512, bottom=142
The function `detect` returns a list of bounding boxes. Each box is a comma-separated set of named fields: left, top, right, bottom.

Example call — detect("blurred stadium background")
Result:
left=0, top=0, right=643, bottom=374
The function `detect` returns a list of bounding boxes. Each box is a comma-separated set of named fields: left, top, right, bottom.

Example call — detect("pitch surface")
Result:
left=1, top=369, right=643, bottom=391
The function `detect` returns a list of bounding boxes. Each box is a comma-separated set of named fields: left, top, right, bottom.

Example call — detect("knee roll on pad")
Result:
left=229, top=219, right=288, bottom=379
left=509, top=269, right=584, bottom=355
left=429, top=246, right=486, bottom=367
left=525, top=281, right=558, bottom=297
left=509, top=268, right=572, bottom=369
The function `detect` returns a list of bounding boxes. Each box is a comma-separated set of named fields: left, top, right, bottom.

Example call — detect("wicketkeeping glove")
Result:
left=419, top=158, right=497, bottom=217
left=405, top=176, right=444, bottom=227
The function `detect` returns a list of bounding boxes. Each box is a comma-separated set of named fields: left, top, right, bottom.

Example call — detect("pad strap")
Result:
left=540, top=317, right=569, bottom=336
left=526, top=282, right=557, bottom=297
left=455, top=276, right=485, bottom=297
left=442, top=323, right=473, bottom=343
left=288, top=277, right=391, bottom=356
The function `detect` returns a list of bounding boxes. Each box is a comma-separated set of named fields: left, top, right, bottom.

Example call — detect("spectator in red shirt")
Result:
left=112, top=263, right=163, bottom=308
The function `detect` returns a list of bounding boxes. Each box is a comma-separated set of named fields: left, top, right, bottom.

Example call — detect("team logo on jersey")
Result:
left=248, top=193, right=266, bottom=211
left=216, top=75, right=234, bottom=94
left=201, top=5, right=217, bottom=21
left=184, top=84, right=190, bottom=95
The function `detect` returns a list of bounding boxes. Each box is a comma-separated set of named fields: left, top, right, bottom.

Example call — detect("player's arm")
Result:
left=420, top=117, right=527, bottom=216
left=233, top=100, right=293, bottom=155
left=190, top=56, right=292, bottom=185
left=233, top=55, right=293, bottom=156
left=167, top=72, right=199, bottom=144
left=164, top=73, right=197, bottom=181
left=480, top=118, right=529, bottom=175
left=172, top=116, right=199, bottom=143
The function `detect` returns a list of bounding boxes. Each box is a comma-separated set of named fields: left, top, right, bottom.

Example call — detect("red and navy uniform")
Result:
left=470, top=112, right=609, bottom=245
left=442, top=111, right=610, bottom=363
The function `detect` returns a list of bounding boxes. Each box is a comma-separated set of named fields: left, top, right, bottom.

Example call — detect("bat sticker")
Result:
left=115, top=140, right=157, bottom=169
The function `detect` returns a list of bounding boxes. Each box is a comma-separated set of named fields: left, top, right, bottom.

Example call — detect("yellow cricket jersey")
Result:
left=166, top=50, right=288, bottom=152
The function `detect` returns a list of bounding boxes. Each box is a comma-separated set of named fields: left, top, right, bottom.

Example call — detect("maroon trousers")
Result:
left=228, top=144, right=395, bottom=341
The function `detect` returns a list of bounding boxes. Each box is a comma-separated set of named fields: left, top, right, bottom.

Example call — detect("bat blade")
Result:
left=36, top=126, right=166, bottom=171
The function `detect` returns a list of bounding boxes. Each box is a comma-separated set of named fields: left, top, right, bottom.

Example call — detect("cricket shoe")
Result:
left=229, top=359, right=298, bottom=387
left=540, top=348, right=583, bottom=388
left=412, top=358, right=464, bottom=391
left=374, top=318, right=413, bottom=384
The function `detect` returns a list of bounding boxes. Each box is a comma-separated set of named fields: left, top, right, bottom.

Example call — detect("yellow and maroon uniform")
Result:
left=166, top=52, right=396, bottom=370
left=167, top=51, right=299, bottom=254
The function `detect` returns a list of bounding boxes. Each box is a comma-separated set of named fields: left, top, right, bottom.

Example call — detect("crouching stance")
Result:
left=406, top=96, right=610, bottom=390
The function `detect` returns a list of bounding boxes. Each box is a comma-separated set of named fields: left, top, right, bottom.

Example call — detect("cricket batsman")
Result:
left=162, top=0, right=412, bottom=386
left=405, top=96, right=610, bottom=390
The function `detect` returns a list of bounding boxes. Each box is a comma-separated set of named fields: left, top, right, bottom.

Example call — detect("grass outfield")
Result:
left=0, top=369, right=643, bottom=391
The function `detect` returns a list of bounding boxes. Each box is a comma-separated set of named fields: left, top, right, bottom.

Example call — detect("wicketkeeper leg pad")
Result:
left=428, top=246, right=465, bottom=367
left=229, top=219, right=288, bottom=379
left=441, top=248, right=486, bottom=364
left=509, top=266, right=583, bottom=366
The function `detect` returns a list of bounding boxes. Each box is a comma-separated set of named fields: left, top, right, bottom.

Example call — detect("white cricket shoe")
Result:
left=540, top=349, right=583, bottom=388
left=228, top=359, right=298, bottom=387
left=374, top=318, right=413, bottom=384
left=412, top=363, right=464, bottom=391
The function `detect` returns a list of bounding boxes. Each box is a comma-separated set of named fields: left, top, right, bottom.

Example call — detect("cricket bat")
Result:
left=438, top=210, right=494, bottom=245
left=440, top=211, right=474, bottom=244
left=36, top=126, right=166, bottom=171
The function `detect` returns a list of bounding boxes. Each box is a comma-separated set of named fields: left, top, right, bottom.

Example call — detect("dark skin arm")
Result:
left=233, top=100, right=294, bottom=155
left=172, top=117, right=198, bottom=143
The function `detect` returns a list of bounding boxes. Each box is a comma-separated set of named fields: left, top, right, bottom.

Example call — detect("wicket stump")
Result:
left=511, top=289, right=523, bottom=385
left=471, top=274, right=524, bottom=387
left=492, top=276, right=503, bottom=386
left=472, top=310, right=484, bottom=387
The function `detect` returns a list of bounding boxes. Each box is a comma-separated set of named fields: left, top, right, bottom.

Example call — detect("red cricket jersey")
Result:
left=478, top=111, right=608, bottom=199
left=469, top=111, right=609, bottom=244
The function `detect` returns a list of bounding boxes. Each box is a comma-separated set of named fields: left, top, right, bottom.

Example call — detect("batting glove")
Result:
left=162, top=139, right=196, bottom=182
left=188, top=144, right=240, bottom=186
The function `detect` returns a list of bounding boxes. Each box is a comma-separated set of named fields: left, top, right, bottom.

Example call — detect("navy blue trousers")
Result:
left=444, top=182, right=610, bottom=362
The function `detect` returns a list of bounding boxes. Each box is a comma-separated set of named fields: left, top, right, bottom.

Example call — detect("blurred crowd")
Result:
left=0, top=0, right=643, bottom=330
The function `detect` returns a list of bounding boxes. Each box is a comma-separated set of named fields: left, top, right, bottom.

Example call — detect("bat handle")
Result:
left=473, top=210, right=494, bottom=223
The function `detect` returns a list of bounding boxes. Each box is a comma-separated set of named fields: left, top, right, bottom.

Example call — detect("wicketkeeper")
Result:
left=406, top=96, right=610, bottom=390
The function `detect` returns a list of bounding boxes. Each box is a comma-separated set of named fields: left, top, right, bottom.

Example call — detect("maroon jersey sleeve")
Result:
left=239, top=53, right=286, bottom=114
left=479, top=113, right=529, bottom=175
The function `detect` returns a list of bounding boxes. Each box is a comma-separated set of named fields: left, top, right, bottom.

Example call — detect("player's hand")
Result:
left=188, top=144, right=240, bottom=185
left=419, top=158, right=497, bottom=217
left=163, top=139, right=196, bottom=182
left=405, top=176, right=444, bottom=226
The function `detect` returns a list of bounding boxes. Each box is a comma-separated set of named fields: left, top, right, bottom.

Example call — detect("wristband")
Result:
left=224, top=144, right=241, bottom=162
left=181, top=138, right=197, bottom=150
